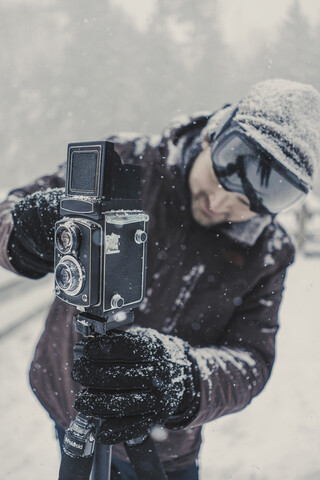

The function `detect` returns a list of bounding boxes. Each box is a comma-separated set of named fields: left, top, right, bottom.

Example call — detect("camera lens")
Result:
left=55, top=257, right=85, bottom=296
left=60, top=229, right=72, bottom=250
left=56, top=264, right=72, bottom=289
left=56, top=224, right=79, bottom=254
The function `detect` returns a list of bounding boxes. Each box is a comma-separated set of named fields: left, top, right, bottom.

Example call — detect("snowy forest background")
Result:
left=1, top=0, right=320, bottom=193
left=1, top=0, right=320, bottom=479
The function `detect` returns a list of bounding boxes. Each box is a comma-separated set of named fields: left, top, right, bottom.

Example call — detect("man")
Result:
left=1, top=79, right=319, bottom=479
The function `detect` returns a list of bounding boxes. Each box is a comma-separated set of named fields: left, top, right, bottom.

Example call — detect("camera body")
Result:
left=54, top=141, right=148, bottom=331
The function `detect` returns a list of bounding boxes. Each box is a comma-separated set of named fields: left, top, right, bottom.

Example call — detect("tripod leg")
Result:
left=91, top=443, right=112, bottom=480
left=125, top=436, right=168, bottom=480
left=59, top=451, right=94, bottom=480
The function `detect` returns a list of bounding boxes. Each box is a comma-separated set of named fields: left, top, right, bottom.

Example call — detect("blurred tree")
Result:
left=3, top=0, right=318, bottom=190
left=268, top=0, right=316, bottom=85
left=310, top=19, right=320, bottom=92
left=53, top=0, right=150, bottom=136
left=153, top=0, right=234, bottom=113
left=0, top=5, right=72, bottom=186
left=0, top=0, right=237, bottom=192
left=134, top=2, right=192, bottom=131
left=234, top=0, right=320, bottom=108
left=1, top=0, right=175, bottom=185
left=236, top=39, right=274, bottom=93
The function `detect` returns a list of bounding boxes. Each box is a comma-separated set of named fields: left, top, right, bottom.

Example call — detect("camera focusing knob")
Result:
left=111, top=294, right=125, bottom=309
left=135, top=229, right=147, bottom=244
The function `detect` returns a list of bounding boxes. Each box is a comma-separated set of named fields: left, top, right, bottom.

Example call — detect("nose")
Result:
left=208, top=188, right=226, bottom=212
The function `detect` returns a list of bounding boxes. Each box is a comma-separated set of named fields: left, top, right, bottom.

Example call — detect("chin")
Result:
left=192, top=209, right=223, bottom=227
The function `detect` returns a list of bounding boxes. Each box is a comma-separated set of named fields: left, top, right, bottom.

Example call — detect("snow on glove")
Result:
left=9, top=188, right=63, bottom=277
left=72, top=327, right=200, bottom=445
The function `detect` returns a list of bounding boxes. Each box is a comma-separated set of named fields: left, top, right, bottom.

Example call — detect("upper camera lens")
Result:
left=59, top=228, right=72, bottom=251
left=56, top=224, right=79, bottom=254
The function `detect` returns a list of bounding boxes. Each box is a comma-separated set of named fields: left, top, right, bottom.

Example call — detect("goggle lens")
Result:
left=211, top=132, right=306, bottom=214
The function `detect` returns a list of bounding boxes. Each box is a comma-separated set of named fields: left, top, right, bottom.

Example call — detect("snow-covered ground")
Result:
left=0, top=255, right=319, bottom=479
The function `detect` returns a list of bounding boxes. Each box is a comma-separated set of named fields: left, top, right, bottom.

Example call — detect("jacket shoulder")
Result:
left=107, top=133, right=161, bottom=166
left=259, top=220, right=296, bottom=268
left=162, top=112, right=212, bottom=145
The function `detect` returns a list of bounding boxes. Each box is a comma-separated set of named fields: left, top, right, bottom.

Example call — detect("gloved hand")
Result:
left=9, top=188, right=63, bottom=278
left=72, top=327, right=200, bottom=445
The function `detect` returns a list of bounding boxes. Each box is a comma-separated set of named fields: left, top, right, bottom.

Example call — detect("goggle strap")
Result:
left=213, top=106, right=239, bottom=141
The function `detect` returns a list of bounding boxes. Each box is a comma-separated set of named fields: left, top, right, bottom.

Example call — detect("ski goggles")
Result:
left=210, top=123, right=308, bottom=214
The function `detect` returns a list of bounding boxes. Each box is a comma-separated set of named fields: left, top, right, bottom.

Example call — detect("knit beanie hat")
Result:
left=233, top=79, right=320, bottom=191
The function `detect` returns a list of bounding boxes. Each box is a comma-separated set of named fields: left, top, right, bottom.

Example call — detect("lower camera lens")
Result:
left=55, top=256, right=85, bottom=296
left=56, top=264, right=72, bottom=290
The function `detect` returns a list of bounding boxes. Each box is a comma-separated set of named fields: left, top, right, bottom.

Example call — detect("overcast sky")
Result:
left=110, top=0, right=320, bottom=57
left=2, top=0, right=319, bottom=56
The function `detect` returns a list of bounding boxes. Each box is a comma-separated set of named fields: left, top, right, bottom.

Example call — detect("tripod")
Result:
left=58, top=312, right=168, bottom=480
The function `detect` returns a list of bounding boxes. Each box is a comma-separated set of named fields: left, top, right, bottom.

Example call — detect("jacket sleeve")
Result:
left=186, top=250, right=293, bottom=428
left=0, top=164, right=66, bottom=276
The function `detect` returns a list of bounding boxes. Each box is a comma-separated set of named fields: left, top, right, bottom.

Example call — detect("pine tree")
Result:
left=150, top=0, right=236, bottom=113
left=269, top=0, right=315, bottom=84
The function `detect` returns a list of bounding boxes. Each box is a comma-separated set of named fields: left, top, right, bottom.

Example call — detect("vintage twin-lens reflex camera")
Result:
left=54, top=141, right=149, bottom=334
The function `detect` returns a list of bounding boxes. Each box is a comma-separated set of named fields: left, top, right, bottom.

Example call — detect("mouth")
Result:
left=193, top=201, right=216, bottom=222
left=203, top=196, right=218, bottom=216
left=204, top=197, right=212, bottom=213
left=191, top=192, right=226, bottom=224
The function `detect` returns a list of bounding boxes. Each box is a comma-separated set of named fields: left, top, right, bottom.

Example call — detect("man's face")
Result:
left=188, top=142, right=257, bottom=227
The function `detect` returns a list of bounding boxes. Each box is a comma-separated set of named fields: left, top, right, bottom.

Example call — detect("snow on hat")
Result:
left=234, top=78, right=320, bottom=191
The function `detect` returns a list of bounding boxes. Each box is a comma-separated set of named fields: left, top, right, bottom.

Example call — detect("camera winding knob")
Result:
left=110, top=294, right=125, bottom=309
left=134, top=229, right=147, bottom=244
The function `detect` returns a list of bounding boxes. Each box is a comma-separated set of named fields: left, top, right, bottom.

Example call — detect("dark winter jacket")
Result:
left=0, top=112, right=295, bottom=472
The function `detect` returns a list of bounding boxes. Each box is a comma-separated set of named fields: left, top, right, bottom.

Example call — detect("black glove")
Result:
left=9, top=188, right=63, bottom=278
left=72, top=327, right=200, bottom=445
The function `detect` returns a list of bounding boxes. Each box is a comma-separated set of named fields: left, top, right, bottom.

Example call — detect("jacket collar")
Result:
left=217, top=214, right=273, bottom=246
